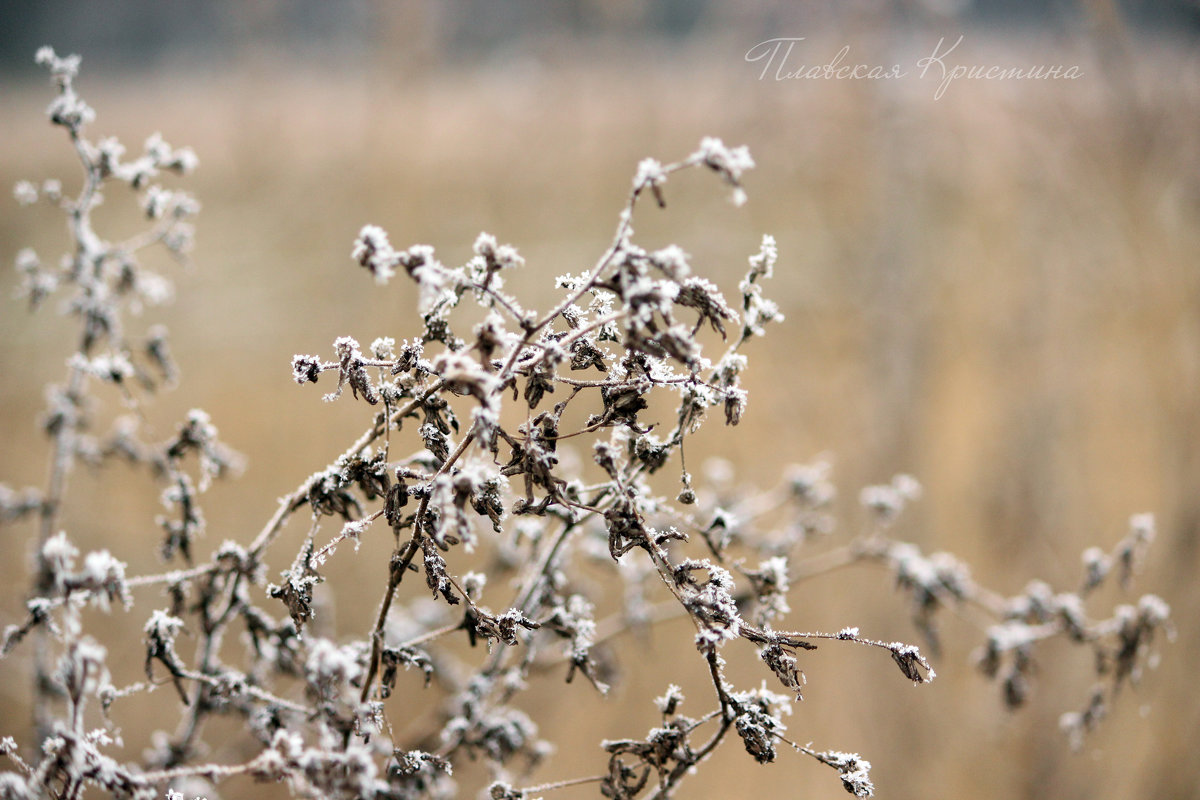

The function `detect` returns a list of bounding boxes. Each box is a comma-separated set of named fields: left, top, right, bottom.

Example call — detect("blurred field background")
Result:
left=2, top=2, right=1199, bottom=798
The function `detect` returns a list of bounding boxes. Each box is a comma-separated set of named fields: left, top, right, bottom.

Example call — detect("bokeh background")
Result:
left=2, top=2, right=1198, bottom=798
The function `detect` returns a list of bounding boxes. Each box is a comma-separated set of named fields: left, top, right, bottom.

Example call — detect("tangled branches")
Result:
left=0, top=48, right=1170, bottom=800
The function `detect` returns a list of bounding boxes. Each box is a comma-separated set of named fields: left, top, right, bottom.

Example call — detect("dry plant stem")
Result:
left=489, top=157, right=685, bottom=382
left=33, top=386, right=453, bottom=612
left=521, top=774, right=607, bottom=794
left=137, top=750, right=282, bottom=788
left=31, top=118, right=114, bottom=744
left=32, top=367, right=85, bottom=739
left=169, top=571, right=246, bottom=765
left=361, top=427, right=478, bottom=704
left=2, top=53, right=1170, bottom=800
left=393, top=622, right=464, bottom=652
left=359, top=535, right=421, bottom=705
left=178, top=669, right=311, bottom=715
left=512, top=518, right=583, bottom=614
left=247, top=380, right=447, bottom=559
left=647, top=715, right=733, bottom=800
left=786, top=543, right=868, bottom=582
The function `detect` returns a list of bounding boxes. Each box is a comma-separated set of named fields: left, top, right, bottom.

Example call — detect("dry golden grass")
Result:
left=1, top=30, right=1197, bottom=798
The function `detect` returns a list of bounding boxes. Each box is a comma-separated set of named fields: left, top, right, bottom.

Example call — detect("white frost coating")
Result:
left=694, top=137, right=755, bottom=181
left=13, top=180, right=38, bottom=206
left=860, top=474, right=922, bottom=522
left=634, top=157, right=665, bottom=189
left=145, top=608, right=183, bottom=636
left=1129, top=512, right=1155, bottom=541
left=306, top=637, right=363, bottom=686
left=747, top=234, right=777, bottom=281
left=650, top=244, right=691, bottom=280
left=351, top=224, right=397, bottom=284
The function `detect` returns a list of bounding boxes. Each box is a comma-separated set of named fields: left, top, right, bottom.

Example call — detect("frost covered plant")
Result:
left=0, top=49, right=1171, bottom=800
left=4, top=44, right=216, bottom=735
